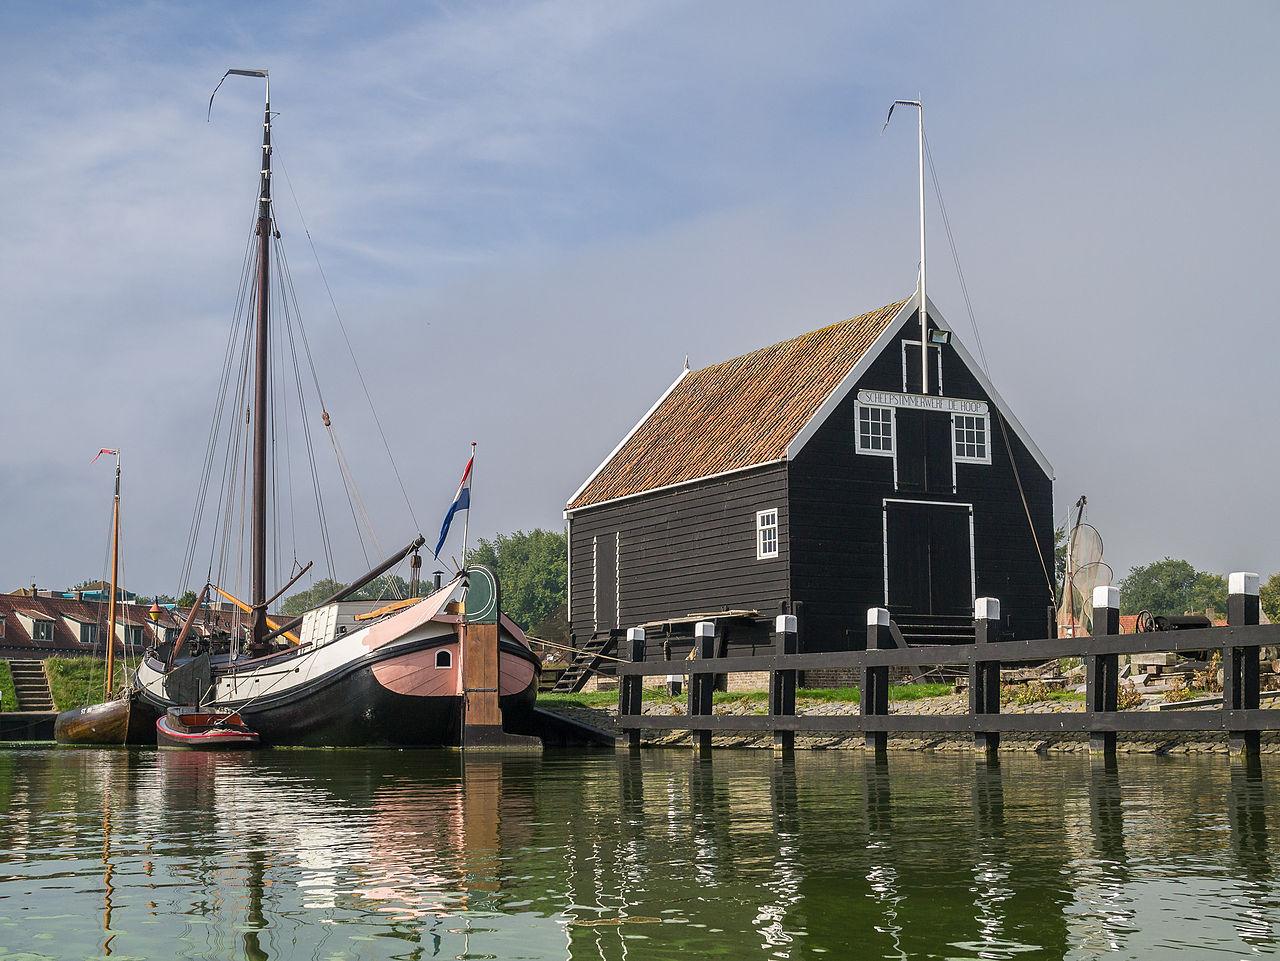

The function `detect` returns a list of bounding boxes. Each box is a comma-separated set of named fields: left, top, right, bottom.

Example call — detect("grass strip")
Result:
left=0, top=662, right=17, bottom=712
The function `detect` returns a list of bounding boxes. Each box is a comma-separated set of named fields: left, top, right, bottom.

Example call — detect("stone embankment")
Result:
left=542, top=692, right=1279, bottom=754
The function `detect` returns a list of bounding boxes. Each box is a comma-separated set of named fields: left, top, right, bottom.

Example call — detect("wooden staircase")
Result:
left=7, top=660, right=55, bottom=712
left=893, top=614, right=976, bottom=646
left=550, top=635, right=617, bottom=694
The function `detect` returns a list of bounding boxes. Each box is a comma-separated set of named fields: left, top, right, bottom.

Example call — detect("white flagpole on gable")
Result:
left=884, top=98, right=928, bottom=394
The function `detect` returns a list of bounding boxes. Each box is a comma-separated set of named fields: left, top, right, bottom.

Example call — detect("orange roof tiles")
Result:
left=568, top=298, right=908, bottom=510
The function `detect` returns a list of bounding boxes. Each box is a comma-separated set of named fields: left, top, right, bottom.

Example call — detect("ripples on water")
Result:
left=0, top=748, right=1275, bottom=960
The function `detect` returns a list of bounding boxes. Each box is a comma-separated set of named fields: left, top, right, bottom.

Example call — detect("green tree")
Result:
left=466, top=529, right=567, bottom=638
left=281, top=578, right=346, bottom=616
left=1259, top=573, right=1280, bottom=624
left=1118, top=557, right=1227, bottom=617
left=177, top=590, right=200, bottom=609
left=1187, top=571, right=1227, bottom=617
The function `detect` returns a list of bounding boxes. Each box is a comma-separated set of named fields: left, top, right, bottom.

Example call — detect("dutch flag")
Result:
left=434, top=454, right=473, bottom=559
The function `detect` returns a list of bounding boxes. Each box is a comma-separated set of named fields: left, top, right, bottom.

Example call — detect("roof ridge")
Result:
left=689, top=297, right=910, bottom=376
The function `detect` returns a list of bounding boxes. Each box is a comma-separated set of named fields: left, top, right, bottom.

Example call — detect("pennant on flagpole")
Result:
left=92, top=448, right=119, bottom=464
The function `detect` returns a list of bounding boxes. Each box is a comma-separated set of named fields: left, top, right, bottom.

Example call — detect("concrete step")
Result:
left=5, top=660, right=54, bottom=711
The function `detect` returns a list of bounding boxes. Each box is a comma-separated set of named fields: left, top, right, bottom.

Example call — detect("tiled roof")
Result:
left=0, top=593, right=237, bottom=651
left=568, top=298, right=909, bottom=510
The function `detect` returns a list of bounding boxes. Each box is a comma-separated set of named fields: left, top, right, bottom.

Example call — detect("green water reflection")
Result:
left=0, top=747, right=1275, bottom=959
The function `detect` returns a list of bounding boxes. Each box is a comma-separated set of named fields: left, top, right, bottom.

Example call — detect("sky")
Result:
left=1, top=1, right=1278, bottom=598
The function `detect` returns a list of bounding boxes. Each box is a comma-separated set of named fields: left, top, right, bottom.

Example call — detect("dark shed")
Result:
left=565, top=291, right=1054, bottom=663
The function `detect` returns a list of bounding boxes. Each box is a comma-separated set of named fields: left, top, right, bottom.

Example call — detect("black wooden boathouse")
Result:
left=564, top=292, right=1054, bottom=670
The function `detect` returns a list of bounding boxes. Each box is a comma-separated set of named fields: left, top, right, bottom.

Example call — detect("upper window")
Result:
left=80, top=623, right=99, bottom=646
left=124, top=624, right=144, bottom=647
left=757, top=509, right=779, bottom=560
left=954, top=413, right=991, bottom=464
left=435, top=649, right=453, bottom=669
left=856, top=404, right=895, bottom=456
left=33, top=620, right=55, bottom=641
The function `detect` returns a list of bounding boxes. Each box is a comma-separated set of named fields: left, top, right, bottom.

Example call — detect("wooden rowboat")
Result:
left=156, top=707, right=260, bottom=750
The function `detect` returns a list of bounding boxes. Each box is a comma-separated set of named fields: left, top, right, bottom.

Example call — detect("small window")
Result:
left=856, top=404, right=895, bottom=456
left=0, top=613, right=6, bottom=638
left=954, top=413, right=991, bottom=464
left=435, top=649, right=453, bottom=669
left=164, top=627, right=178, bottom=644
left=756, top=509, right=779, bottom=560
left=80, top=623, right=99, bottom=646
left=33, top=620, right=55, bottom=641
left=124, top=624, right=143, bottom=647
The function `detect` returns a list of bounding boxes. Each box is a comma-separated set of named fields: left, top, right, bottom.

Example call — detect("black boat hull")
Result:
left=138, top=660, right=537, bottom=748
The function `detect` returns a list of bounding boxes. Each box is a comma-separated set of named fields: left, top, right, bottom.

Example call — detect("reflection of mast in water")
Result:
left=101, top=782, right=116, bottom=956
left=242, top=843, right=268, bottom=961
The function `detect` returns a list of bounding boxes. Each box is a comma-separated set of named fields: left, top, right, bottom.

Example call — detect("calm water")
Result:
left=0, top=747, right=1275, bottom=960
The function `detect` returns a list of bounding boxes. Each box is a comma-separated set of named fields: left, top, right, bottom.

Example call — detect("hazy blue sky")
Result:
left=2, top=1, right=1277, bottom=597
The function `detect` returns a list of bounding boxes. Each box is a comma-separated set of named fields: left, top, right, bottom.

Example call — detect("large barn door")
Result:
left=884, top=501, right=973, bottom=616
left=593, top=532, right=619, bottom=632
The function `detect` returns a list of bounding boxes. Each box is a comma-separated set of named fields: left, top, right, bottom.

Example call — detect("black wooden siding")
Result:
left=568, top=463, right=790, bottom=651
left=788, top=310, right=1054, bottom=648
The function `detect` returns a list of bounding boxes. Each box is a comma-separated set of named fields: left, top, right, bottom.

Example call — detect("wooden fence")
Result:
left=617, top=575, right=1274, bottom=758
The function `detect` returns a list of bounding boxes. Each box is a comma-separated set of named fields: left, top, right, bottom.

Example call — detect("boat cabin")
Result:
left=564, top=292, right=1054, bottom=660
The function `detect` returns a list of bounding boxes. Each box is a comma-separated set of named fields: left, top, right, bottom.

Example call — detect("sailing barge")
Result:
left=60, top=68, right=540, bottom=747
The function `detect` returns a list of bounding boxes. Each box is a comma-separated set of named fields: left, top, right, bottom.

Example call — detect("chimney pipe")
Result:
left=433, top=570, right=444, bottom=592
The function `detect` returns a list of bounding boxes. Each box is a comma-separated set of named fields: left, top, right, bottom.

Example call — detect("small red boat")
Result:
left=156, top=707, right=260, bottom=750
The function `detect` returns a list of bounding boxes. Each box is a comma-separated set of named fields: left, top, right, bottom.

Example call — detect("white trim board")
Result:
left=566, top=366, right=691, bottom=509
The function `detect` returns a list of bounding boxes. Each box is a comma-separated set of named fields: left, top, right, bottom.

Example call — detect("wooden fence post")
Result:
left=971, top=597, right=1001, bottom=757
left=771, top=614, right=798, bottom=755
left=620, top=627, right=645, bottom=750
left=863, top=608, right=891, bottom=755
left=1088, top=585, right=1120, bottom=756
left=1226, top=572, right=1261, bottom=757
left=690, top=621, right=715, bottom=756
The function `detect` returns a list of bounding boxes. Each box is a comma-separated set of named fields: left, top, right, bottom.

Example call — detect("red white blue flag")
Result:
left=434, top=454, right=473, bottom=558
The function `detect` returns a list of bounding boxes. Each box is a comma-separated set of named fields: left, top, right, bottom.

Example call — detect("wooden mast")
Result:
left=249, top=73, right=272, bottom=649
left=105, top=451, right=121, bottom=697
left=207, top=68, right=273, bottom=651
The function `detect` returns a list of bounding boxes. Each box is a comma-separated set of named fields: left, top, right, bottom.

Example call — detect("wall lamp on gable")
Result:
left=928, top=329, right=952, bottom=346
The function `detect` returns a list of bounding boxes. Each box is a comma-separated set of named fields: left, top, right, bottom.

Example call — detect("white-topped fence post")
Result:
left=690, top=621, right=716, bottom=756
left=1225, top=572, right=1261, bottom=757
left=971, top=597, right=1001, bottom=758
left=619, top=627, right=646, bottom=750
left=770, top=614, right=798, bottom=755
left=863, top=608, right=892, bottom=755
left=1087, top=585, right=1120, bottom=756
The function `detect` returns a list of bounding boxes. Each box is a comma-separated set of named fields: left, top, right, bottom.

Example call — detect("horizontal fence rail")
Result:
left=616, top=575, right=1275, bottom=758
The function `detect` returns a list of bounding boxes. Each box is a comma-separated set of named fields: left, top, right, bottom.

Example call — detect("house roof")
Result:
left=568, top=299, right=910, bottom=510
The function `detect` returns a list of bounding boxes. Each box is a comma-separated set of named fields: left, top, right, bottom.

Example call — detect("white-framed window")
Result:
left=80, top=623, right=99, bottom=646
left=124, top=624, right=143, bottom=647
left=856, top=403, right=895, bottom=456
left=33, top=619, right=54, bottom=641
left=435, top=649, right=453, bottom=669
left=756, top=509, right=779, bottom=560
left=953, top=413, right=991, bottom=464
